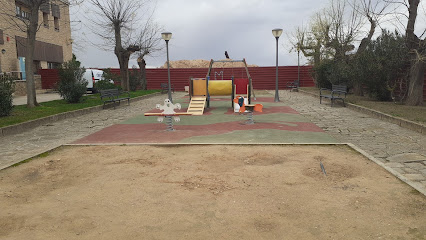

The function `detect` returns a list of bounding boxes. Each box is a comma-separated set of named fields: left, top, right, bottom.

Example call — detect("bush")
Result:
left=95, top=79, right=117, bottom=91
left=0, top=74, right=15, bottom=117
left=312, top=60, right=333, bottom=89
left=57, top=55, right=87, bottom=103
left=97, top=68, right=121, bottom=91
left=102, top=68, right=121, bottom=85
left=354, top=30, right=409, bottom=101
left=129, top=68, right=140, bottom=92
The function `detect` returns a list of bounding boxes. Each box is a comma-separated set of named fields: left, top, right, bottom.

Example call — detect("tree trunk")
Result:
left=357, top=16, right=376, bottom=55
left=25, top=4, right=41, bottom=108
left=405, top=56, right=424, bottom=105
left=118, top=54, right=130, bottom=91
left=138, top=57, right=147, bottom=90
left=313, top=50, right=321, bottom=87
left=115, top=47, right=132, bottom=91
left=404, top=0, right=424, bottom=106
left=353, top=82, right=364, bottom=96
left=113, top=22, right=129, bottom=91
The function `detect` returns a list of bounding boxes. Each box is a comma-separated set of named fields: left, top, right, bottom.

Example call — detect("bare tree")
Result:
left=288, top=13, right=332, bottom=86
left=294, top=13, right=331, bottom=66
left=134, top=20, right=163, bottom=90
left=360, top=0, right=425, bottom=105
left=290, top=0, right=391, bottom=91
left=0, top=0, right=83, bottom=108
left=87, top=0, right=145, bottom=91
left=351, top=0, right=391, bottom=54
left=394, top=0, right=425, bottom=106
left=0, top=0, right=50, bottom=107
left=292, top=0, right=390, bottom=59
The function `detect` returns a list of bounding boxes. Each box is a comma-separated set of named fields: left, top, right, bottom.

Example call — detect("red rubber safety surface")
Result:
left=73, top=96, right=336, bottom=144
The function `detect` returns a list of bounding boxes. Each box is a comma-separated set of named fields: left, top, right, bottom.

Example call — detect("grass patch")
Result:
left=8, top=151, right=50, bottom=168
left=0, top=90, right=159, bottom=128
left=300, top=87, right=426, bottom=124
left=410, top=189, right=422, bottom=196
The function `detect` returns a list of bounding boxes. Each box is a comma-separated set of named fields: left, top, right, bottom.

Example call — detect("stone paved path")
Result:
left=0, top=92, right=185, bottom=170
left=1, top=90, right=425, bottom=192
left=278, top=90, right=426, bottom=191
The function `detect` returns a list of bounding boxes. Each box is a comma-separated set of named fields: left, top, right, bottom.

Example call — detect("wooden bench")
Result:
left=100, top=89, right=130, bottom=109
left=320, top=84, right=347, bottom=107
left=161, top=83, right=174, bottom=94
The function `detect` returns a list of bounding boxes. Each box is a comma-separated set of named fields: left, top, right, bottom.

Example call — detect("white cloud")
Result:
left=71, top=0, right=425, bottom=69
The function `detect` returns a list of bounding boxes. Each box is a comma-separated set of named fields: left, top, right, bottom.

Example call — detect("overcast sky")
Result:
left=70, top=0, right=425, bottom=69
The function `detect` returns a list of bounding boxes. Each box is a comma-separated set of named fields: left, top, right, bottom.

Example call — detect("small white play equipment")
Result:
left=144, top=99, right=192, bottom=131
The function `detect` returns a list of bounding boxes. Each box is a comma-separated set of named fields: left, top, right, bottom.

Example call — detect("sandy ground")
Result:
left=0, top=145, right=425, bottom=240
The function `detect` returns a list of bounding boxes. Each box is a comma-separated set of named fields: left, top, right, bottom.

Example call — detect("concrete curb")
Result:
left=0, top=92, right=161, bottom=137
left=298, top=89, right=425, bottom=135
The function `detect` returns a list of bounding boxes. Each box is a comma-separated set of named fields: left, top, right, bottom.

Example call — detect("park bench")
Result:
left=161, top=83, right=174, bottom=94
left=286, top=80, right=299, bottom=91
left=100, top=89, right=130, bottom=109
left=320, top=84, right=347, bottom=107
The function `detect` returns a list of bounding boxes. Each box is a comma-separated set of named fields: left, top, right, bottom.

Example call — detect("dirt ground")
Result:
left=0, top=145, right=425, bottom=240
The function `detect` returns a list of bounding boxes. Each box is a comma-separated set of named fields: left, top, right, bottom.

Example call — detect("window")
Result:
left=15, top=5, right=21, bottom=16
left=43, top=12, right=49, bottom=28
left=0, top=29, right=4, bottom=45
left=15, top=5, right=30, bottom=19
left=47, top=62, right=60, bottom=69
left=54, top=17, right=59, bottom=31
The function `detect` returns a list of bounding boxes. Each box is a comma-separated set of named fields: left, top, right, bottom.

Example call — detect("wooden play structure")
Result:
left=188, top=59, right=253, bottom=115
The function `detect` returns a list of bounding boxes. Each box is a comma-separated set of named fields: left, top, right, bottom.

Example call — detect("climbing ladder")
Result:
left=187, top=96, right=206, bottom=115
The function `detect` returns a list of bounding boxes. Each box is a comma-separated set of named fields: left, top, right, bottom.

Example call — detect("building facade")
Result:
left=0, top=0, right=72, bottom=79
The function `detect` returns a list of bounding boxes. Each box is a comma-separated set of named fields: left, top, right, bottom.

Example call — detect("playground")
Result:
left=0, top=60, right=425, bottom=239
left=74, top=94, right=337, bottom=144
left=75, top=59, right=336, bottom=145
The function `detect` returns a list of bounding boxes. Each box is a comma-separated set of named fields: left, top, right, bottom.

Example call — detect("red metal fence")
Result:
left=108, top=66, right=315, bottom=91
left=39, top=69, right=59, bottom=89
left=39, top=66, right=425, bottom=100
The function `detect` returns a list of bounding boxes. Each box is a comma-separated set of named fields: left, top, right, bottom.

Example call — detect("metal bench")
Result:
left=320, top=84, right=347, bottom=107
left=100, top=89, right=130, bottom=109
left=286, top=80, right=299, bottom=91
left=161, top=83, right=174, bottom=94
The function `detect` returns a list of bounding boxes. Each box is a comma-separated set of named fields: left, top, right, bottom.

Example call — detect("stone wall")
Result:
left=13, top=75, right=42, bottom=96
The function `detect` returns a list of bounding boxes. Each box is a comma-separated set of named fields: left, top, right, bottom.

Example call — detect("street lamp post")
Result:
left=297, top=45, right=300, bottom=86
left=161, top=32, right=173, bottom=102
left=272, top=28, right=283, bottom=102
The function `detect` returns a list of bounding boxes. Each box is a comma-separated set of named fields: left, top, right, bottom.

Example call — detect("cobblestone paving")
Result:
left=0, top=93, right=186, bottom=170
left=278, top=90, right=426, bottom=191
left=1, top=91, right=425, bottom=192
